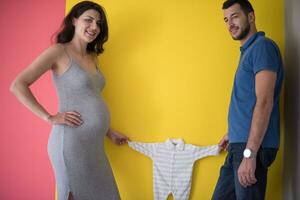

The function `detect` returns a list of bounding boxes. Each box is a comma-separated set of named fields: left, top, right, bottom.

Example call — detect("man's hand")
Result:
left=238, top=157, right=257, bottom=187
left=218, top=134, right=229, bottom=151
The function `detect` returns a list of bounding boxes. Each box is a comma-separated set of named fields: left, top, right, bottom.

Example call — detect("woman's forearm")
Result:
left=10, top=81, right=51, bottom=122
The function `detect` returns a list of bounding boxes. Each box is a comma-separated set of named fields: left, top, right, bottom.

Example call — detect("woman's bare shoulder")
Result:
left=37, top=43, right=68, bottom=66
left=46, top=43, right=65, bottom=57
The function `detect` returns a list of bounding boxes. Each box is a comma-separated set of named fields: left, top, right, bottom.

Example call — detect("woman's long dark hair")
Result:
left=56, top=1, right=108, bottom=55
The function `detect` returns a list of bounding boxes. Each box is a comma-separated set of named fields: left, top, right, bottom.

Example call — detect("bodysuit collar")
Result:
left=165, top=138, right=185, bottom=151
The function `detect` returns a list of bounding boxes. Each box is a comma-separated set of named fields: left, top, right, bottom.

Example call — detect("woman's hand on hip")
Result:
left=48, top=111, right=82, bottom=127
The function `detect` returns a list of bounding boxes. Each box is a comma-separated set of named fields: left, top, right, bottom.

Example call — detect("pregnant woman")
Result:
left=10, top=1, right=128, bottom=200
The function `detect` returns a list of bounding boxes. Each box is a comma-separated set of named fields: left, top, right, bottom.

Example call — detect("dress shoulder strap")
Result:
left=62, top=44, right=72, bottom=62
left=92, top=54, right=100, bottom=71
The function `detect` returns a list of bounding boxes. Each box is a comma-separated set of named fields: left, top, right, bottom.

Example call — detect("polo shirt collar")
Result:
left=165, top=138, right=185, bottom=151
left=240, top=31, right=265, bottom=53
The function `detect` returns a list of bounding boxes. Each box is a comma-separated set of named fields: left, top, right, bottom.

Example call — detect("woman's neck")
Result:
left=69, top=37, right=88, bottom=57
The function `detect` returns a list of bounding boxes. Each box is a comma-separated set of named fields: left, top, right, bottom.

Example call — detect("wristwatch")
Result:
left=243, top=148, right=256, bottom=158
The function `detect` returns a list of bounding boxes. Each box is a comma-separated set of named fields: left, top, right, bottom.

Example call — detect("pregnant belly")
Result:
left=59, top=98, right=110, bottom=137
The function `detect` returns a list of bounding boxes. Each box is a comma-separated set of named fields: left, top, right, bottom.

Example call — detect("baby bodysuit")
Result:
left=128, top=138, right=219, bottom=200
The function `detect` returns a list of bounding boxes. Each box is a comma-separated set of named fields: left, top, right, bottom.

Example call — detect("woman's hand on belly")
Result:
left=48, top=111, right=83, bottom=127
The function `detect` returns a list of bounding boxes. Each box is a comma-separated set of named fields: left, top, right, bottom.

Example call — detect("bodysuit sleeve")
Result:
left=192, top=144, right=220, bottom=161
left=128, top=141, right=157, bottom=158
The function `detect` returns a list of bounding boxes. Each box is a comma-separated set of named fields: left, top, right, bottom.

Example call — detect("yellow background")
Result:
left=64, top=0, right=284, bottom=199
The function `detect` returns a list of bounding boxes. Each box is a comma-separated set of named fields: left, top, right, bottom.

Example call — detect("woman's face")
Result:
left=73, top=9, right=101, bottom=43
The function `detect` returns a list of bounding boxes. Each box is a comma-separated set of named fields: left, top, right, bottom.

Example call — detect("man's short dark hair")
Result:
left=222, top=0, right=254, bottom=15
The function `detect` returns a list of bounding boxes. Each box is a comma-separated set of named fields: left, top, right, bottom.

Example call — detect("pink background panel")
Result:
left=0, top=0, right=65, bottom=199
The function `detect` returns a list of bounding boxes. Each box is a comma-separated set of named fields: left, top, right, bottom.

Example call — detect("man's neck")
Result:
left=240, top=27, right=258, bottom=46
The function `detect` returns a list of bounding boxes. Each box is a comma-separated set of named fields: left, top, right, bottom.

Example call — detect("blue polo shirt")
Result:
left=228, top=32, right=284, bottom=148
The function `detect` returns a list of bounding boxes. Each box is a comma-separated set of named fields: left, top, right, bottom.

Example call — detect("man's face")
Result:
left=223, top=3, right=251, bottom=41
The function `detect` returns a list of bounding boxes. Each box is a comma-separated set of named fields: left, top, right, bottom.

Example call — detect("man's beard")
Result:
left=233, top=22, right=250, bottom=41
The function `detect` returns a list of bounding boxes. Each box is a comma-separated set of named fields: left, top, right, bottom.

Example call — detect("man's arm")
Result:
left=247, top=70, right=276, bottom=152
left=238, top=70, right=277, bottom=187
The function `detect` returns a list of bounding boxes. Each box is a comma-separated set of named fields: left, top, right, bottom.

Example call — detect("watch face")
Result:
left=243, top=149, right=251, bottom=158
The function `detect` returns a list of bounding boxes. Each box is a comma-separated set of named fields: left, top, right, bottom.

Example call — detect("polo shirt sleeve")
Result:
left=252, top=39, right=281, bottom=74
left=128, top=141, right=156, bottom=158
left=192, top=144, right=220, bottom=161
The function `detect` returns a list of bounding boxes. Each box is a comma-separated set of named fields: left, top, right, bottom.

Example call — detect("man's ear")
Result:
left=248, top=12, right=255, bottom=23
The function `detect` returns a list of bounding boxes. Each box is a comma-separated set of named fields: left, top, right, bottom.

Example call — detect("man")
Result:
left=211, top=0, right=284, bottom=200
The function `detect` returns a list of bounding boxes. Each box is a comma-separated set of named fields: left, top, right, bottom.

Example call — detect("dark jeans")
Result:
left=211, top=143, right=277, bottom=200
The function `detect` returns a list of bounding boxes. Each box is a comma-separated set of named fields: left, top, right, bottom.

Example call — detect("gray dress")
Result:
left=48, top=55, right=120, bottom=200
